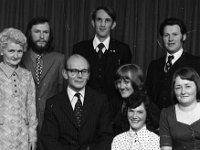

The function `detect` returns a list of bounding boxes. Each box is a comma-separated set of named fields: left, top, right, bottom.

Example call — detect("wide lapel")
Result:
left=40, top=52, right=54, bottom=80
left=61, top=91, right=80, bottom=128
left=81, top=87, right=95, bottom=126
left=21, top=50, right=36, bottom=79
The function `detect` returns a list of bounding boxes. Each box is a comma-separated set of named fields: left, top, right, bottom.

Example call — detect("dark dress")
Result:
left=160, top=106, right=200, bottom=150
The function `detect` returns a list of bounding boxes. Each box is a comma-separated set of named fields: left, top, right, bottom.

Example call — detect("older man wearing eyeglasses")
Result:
left=41, top=54, right=113, bottom=150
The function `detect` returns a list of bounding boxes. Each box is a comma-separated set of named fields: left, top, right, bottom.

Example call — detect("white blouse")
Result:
left=111, top=125, right=160, bottom=150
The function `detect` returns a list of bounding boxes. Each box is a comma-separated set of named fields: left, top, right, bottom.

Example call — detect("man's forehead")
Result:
left=96, top=9, right=111, bottom=19
left=31, top=22, right=50, bottom=30
left=67, top=57, right=89, bottom=69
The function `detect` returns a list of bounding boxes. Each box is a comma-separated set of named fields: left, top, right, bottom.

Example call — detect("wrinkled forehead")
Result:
left=117, top=71, right=132, bottom=80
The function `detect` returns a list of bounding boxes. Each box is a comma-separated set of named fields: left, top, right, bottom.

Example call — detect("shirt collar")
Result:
left=166, top=48, right=183, bottom=64
left=93, top=35, right=110, bottom=50
left=67, top=86, right=85, bottom=103
left=0, top=62, right=22, bottom=80
left=129, top=125, right=147, bottom=136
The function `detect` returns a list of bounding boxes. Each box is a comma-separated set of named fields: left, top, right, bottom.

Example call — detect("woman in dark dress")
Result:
left=160, top=67, right=200, bottom=150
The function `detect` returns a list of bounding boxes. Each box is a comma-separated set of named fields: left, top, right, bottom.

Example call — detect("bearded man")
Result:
left=21, top=17, right=65, bottom=135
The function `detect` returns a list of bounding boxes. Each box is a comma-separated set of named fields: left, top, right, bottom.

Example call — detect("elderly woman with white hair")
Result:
left=0, top=28, right=38, bottom=150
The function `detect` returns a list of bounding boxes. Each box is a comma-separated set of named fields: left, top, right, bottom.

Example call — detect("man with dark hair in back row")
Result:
left=21, top=16, right=65, bottom=150
left=146, top=17, right=200, bottom=127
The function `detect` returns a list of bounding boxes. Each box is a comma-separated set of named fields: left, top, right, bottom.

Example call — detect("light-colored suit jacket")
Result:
left=21, top=50, right=65, bottom=132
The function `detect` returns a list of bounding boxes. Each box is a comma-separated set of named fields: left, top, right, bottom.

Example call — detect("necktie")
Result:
left=74, top=93, right=82, bottom=127
left=35, top=55, right=42, bottom=87
left=97, top=43, right=104, bottom=59
left=165, top=55, right=174, bottom=72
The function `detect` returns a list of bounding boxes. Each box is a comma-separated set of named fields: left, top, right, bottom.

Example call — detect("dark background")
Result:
left=0, top=0, right=200, bottom=74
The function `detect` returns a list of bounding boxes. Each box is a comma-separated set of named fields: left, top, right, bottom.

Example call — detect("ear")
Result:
left=182, top=34, right=186, bottom=41
left=91, top=20, right=95, bottom=28
left=62, top=69, right=68, bottom=80
left=111, top=21, right=116, bottom=30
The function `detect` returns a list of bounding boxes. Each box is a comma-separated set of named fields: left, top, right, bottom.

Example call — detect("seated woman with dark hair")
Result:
left=160, top=67, right=200, bottom=150
left=111, top=91, right=160, bottom=150
left=111, top=64, right=159, bottom=135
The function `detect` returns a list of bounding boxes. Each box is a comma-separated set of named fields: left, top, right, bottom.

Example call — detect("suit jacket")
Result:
left=21, top=50, right=65, bottom=132
left=73, top=38, right=132, bottom=98
left=146, top=52, right=200, bottom=111
left=41, top=87, right=113, bottom=150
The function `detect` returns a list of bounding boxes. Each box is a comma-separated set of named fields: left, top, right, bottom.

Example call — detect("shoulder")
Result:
left=147, top=129, right=159, bottom=139
left=46, top=91, right=66, bottom=106
left=73, top=39, right=92, bottom=47
left=86, top=87, right=107, bottom=99
left=19, top=66, right=32, bottom=76
left=112, top=131, right=127, bottom=143
left=160, top=105, right=175, bottom=119
left=110, top=39, right=129, bottom=46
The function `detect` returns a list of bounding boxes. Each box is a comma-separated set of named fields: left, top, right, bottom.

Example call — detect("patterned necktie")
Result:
left=97, top=43, right=104, bottom=59
left=35, top=55, right=42, bottom=87
left=74, top=93, right=82, bottom=127
left=165, top=55, right=174, bottom=72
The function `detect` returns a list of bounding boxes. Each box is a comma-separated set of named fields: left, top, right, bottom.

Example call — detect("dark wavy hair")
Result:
left=159, top=17, right=187, bottom=36
left=123, top=91, right=153, bottom=129
left=26, top=16, right=53, bottom=52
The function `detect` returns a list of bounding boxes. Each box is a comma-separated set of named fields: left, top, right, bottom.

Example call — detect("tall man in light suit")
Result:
left=21, top=17, right=65, bottom=134
left=73, top=6, right=132, bottom=100
left=41, top=54, right=113, bottom=150
left=145, top=18, right=200, bottom=127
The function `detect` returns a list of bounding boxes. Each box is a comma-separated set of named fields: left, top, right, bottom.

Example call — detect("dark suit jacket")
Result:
left=73, top=38, right=132, bottom=98
left=21, top=50, right=65, bottom=132
left=146, top=52, right=200, bottom=111
left=41, top=87, right=113, bottom=150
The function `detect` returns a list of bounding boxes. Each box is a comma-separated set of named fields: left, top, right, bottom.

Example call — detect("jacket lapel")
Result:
left=40, top=52, right=54, bottom=80
left=61, top=92, right=80, bottom=128
left=81, top=88, right=95, bottom=126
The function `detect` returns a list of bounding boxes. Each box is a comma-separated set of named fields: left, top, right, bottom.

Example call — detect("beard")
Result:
left=29, top=37, right=51, bottom=54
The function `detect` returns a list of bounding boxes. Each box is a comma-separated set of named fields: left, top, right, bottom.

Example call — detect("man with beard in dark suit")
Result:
left=41, top=54, right=113, bottom=150
left=21, top=17, right=65, bottom=150
left=73, top=6, right=132, bottom=100
left=145, top=18, right=200, bottom=127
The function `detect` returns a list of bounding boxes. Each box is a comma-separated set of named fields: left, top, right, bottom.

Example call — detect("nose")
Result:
left=133, top=112, right=138, bottom=118
left=168, top=35, right=173, bottom=41
left=181, top=87, right=186, bottom=94
left=13, top=52, right=18, bottom=58
left=118, top=81, right=125, bottom=89
left=100, top=20, right=106, bottom=26
left=40, top=32, right=44, bottom=39
left=77, top=71, right=82, bottom=78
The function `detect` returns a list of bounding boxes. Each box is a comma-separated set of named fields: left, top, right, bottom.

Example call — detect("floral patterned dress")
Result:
left=0, top=62, right=38, bottom=150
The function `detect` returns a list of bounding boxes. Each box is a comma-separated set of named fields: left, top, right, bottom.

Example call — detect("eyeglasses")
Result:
left=66, top=68, right=89, bottom=77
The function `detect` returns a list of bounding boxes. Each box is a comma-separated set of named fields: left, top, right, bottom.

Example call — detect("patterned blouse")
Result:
left=111, top=125, right=160, bottom=150
left=0, top=62, right=38, bottom=150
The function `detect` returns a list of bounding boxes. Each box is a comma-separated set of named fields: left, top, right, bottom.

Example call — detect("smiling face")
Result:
left=174, top=76, right=197, bottom=106
left=92, top=9, right=116, bottom=42
left=127, top=102, right=147, bottom=131
left=2, top=41, right=23, bottom=68
left=116, top=72, right=134, bottom=98
left=163, top=25, right=186, bottom=54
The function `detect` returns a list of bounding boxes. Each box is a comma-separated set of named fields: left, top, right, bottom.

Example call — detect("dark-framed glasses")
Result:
left=67, top=68, right=89, bottom=77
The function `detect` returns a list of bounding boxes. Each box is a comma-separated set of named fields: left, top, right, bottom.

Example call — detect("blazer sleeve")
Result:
left=159, top=108, right=172, bottom=147
left=90, top=95, right=113, bottom=150
left=41, top=99, right=72, bottom=150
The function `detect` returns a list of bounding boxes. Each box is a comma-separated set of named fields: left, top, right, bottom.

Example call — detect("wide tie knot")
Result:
left=98, top=43, right=105, bottom=50
left=165, top=55, right=174, bottom=72
left=167, top=55, right=174, bottom=62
